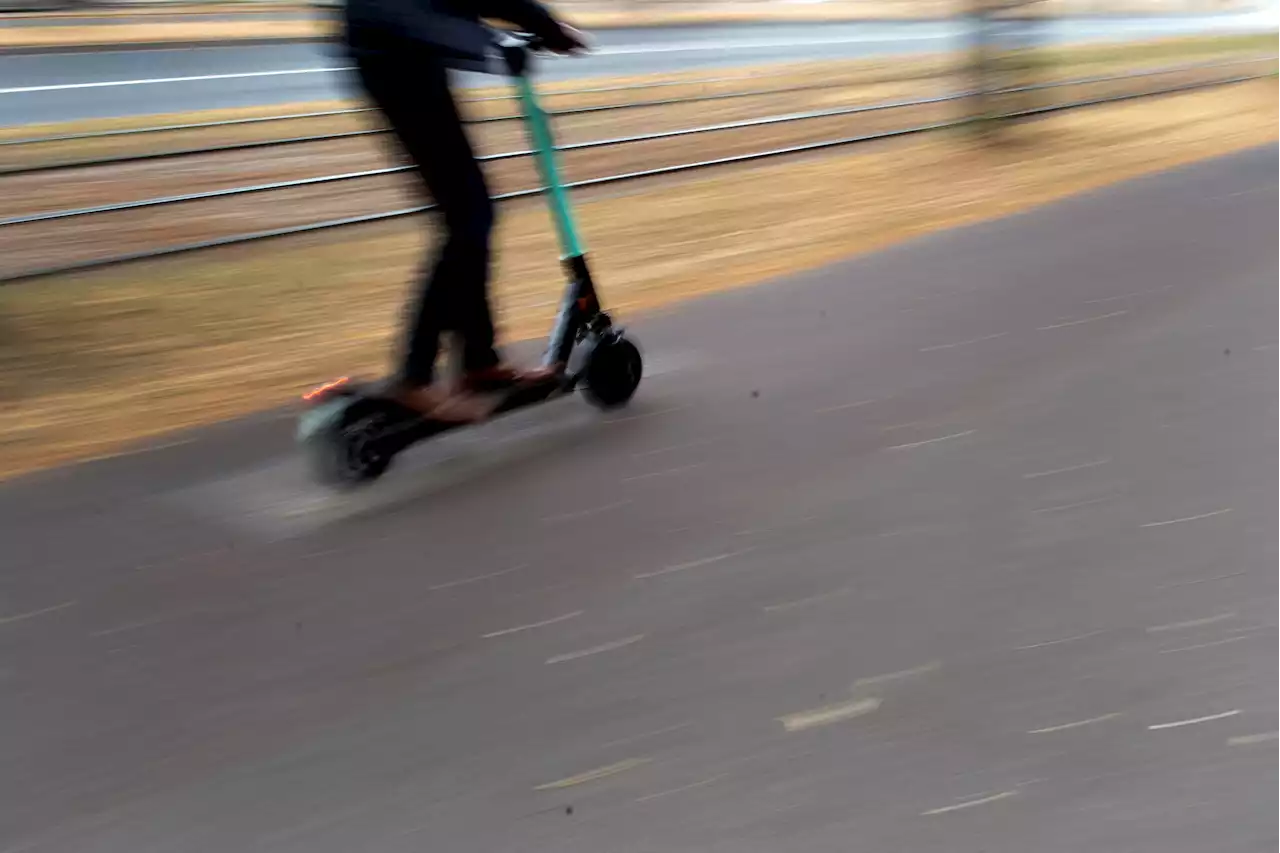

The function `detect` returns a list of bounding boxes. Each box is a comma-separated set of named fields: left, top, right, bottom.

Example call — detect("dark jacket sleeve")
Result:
left=474, top=0, right=562, bottom=40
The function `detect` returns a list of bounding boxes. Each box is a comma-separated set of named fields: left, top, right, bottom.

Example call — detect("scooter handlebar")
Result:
left=494, top=30, right=541, bottom=49
left=491, top=29, right=541, bottom=75
left=492, top=26, right=588, bottom=74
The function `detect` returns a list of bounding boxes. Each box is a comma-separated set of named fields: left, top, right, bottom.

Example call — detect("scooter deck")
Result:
left=307, top=374, right=579, bottom=456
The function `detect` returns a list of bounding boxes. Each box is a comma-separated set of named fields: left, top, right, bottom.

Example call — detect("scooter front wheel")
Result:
left=582, top=334, right=643, bottom=410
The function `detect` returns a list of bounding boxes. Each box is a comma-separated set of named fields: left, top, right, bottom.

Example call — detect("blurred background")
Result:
left=0, top=0, right=1276, bottom=851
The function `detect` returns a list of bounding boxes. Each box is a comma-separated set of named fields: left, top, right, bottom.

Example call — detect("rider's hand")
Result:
left=540, top=23, right=589, bottom=55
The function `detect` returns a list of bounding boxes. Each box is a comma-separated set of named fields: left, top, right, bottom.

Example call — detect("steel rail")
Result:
left=1, top=71, right=1268, bottom=285
left=0, top=53, right=1269, bottom=178
left=0, top=74, right=936, bottom=176
left=0, top=70, right=885, bottom=148
left=0, top=107, right=378, bottom=149
left=5, top=57, right=1273, bottom=227
left=0, top=92, right=972, bottom=227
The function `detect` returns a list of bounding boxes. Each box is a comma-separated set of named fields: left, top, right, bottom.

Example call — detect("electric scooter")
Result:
left=297, top=32, right=643, bottom=488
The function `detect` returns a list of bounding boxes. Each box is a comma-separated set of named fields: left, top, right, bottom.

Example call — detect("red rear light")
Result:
left=303, top=376, right=350, bottom=402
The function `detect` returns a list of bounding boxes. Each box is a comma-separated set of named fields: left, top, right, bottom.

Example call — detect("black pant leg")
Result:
left=355, top=51, right=500, bottom=385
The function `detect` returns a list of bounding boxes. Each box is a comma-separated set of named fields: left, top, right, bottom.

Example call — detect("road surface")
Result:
left=1, top=147, right=1276, bottom=851
left=0, top=13, right=1275, bottom=123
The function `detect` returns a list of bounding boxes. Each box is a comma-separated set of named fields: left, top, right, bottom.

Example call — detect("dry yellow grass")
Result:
left=0, top=79, right=1275, bottom=479
left=0, top=19, right=322, bottom=48
left=2, top=3, right=315, bottom=18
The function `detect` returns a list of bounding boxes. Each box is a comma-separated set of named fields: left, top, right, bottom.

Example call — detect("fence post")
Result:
left=965, top=0, right=1050, bottom=143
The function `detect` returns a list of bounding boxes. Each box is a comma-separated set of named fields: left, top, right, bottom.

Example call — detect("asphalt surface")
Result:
left=2, top=147, right=1277, bottom=852
left=1, top=13, right=1275, bottom=123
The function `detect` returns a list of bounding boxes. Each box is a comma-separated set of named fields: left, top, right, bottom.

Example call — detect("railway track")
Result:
left=0, top=57, right=1273, bottom=283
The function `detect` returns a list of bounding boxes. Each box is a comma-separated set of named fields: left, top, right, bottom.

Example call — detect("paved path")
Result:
left=1, top=147, right=1276, bottom=852
left=1, top=13, right=1273, bottom=123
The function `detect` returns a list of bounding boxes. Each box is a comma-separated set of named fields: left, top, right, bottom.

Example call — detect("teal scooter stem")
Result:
left=512, top=71, right=585, bottom=260
left=500, top=36, right=606, bottom=368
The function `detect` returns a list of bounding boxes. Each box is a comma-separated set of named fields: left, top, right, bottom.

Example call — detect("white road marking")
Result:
left=779, top=697, right=881, bottom=732
left=633, top=550, right=750, bottom=580
left=605, top=405, right=689, bottom=424
left=1022, top=458, right=1111, bottom=479
left=601, top=722, right=692, bottom=749
left=919, top=332, right=1007, bottom=352
left=96, top=436, right=197, bottom=462
left=534, top=757, right=650, bottom=791
left=482, top=610, right=583, bottom=639
left=1146, top=611, right=1238, bottom=633
left=815, top=398, right=878, bottom=414
left=882, top=419, right=931, bottom=432
left=1220, top=187, right=1272, bottom=199
left=875, top=522, right=954, bottom=539
left=1028, top=712, right=1122, bottom=734
left=89, top=610, right=195, bottom=637
left=429, top=563, right=527, bottom=591
left=0, top=33, right=953, bottom=95
left=1228, top=731, right=1277, bottom=746
left=632, top=768, right=727, bottom=804
left=1148, top=709, right=1240, bottom=730
left=762, top=586, right=853, bottom=612
left=853, top=661, right=941, bottom=688
left=91, top=620, right=153, bottom=638
left=633, top=439, right=712, bottom=458
left=635, top=773, right=729, bottom=803
left=921, top=789, right=1018, bottom=816
left=1082, top=285, right=1172, bottom=305
left=541, top=501, right=631, bottom=525
left=1140, top=507, right=1233, bottom=528
left=1030, top=495, right=1114, bottom=515
left=1014, top=629, right=1105, bottom=650
left=0, top=65, right=355, bottom=94
left=621, top=462, right=705, bottom=483
left=732, top=513, right=819, bottom=539
left=1156, top=570, right=1248, bottom=590
left=1158, top=636, right=1248, bottom=654
left=1036, top=310, right=1128, bottom=331
left=546, top=634, right=645, bottom=665
left=0, top=600, right=77, bottom=626
left=886, top=430, right=975, bottom=451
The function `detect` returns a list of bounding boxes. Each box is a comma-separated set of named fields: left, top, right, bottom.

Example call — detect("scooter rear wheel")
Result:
left=582, top=334, right=643, bottom=410
left=300, top=399, right=394, bottom=487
